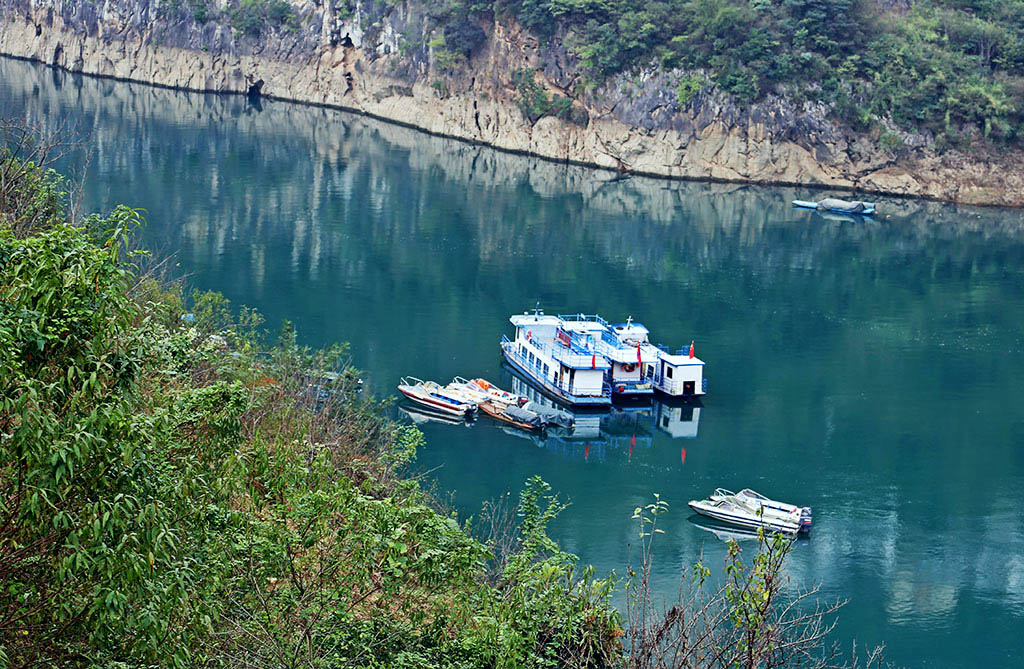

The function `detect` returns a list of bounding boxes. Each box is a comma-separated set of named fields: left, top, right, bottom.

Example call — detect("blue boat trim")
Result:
left=501, top=341, right=612, bottom=406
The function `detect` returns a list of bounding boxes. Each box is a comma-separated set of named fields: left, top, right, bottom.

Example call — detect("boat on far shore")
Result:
left=793, top=197, right=876, bottom=215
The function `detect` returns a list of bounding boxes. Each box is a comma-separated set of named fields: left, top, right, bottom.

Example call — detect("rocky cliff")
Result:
left=1, top=0, right=1021, bottom=206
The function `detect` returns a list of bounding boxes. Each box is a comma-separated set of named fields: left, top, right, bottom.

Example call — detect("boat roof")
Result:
left=611, top=322, right=650, bottom=336
left=510, top=313, right=562, bottom=327
left=560, top=320, right=606, bottom=333
left=658, top=351, right=704, bottom=365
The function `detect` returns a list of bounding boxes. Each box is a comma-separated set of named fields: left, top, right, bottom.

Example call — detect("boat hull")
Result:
left=793, top=199, right=876, bottom=215
left=501, top=342, right=611, bottom=406
left=687, top=502, right=800, bottom=535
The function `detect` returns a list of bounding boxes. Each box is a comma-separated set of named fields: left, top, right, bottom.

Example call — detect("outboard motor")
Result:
left=799, top=507, right=812, bottom=532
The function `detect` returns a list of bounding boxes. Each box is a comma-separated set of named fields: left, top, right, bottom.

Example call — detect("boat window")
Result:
left=666, top=366, right=673, bottom=379
left=543, top=363, right=550, bottom=377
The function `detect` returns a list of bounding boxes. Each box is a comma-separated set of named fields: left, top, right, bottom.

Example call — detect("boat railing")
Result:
left=557, top=313, right=609, bottom=327
left=552, top=346, right=609, bottom=369
left=508, top=332, right=608, bottom=369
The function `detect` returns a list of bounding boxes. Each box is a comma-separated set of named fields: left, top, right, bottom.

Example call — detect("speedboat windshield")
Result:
left=739, top=489, right=767, bottom=500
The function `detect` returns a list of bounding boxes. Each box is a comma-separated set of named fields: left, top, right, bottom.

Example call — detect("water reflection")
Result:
left=398, top=367, right=702, bottom=464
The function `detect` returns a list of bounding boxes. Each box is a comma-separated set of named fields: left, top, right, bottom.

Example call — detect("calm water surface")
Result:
left=4, top=57, right=1024, bottom=667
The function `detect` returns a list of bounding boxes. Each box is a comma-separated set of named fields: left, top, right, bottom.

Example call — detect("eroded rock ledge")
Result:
left=1, top=0, right=1020, bottom=206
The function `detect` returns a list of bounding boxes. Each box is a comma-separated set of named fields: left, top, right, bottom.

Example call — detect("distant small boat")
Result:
left=793, top=197, right=876, bottom=215
left=397, top=377, right=477, bottom=417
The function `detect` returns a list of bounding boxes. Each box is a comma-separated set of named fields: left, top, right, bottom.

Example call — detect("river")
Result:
left=3, top=57, right=1024, bottom=667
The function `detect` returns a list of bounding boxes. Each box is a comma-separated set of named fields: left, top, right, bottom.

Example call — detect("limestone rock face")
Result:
left=1, top=0, right=1020, bottom=206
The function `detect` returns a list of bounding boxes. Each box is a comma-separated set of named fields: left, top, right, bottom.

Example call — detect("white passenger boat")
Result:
left=560, top=314, right=657, bottom=398
left=397, top=377, right=477, bottom=417
left=688, top=493, right=804, bottom=535
left=501, top=309, right=613, bottom=406
left=710, top=488, right=812, bottom=532
left=501, top=307, right=707, bottom=404
left=447, top=377, right=527, bottom=408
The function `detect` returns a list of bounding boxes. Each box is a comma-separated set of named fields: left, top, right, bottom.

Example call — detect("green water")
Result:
left=4, top=57, right=1024, bottom=667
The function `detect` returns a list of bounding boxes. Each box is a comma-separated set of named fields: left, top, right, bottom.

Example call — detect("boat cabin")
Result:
left=648, top=347, right=706, bottom=398
left=603, top=318, right=656, bottom=396
left=560, top=314, right=656, bottom=397
left=502, top=312, right=611, bottom=406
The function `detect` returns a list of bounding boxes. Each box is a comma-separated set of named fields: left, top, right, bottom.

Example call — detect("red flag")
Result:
left=688, top=341, right=695, bottom=359
left=591, top=353, right=596, bottom=369
left=636, top=342, right=642, bottom=364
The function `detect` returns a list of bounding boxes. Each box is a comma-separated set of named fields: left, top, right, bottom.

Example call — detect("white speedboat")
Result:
left=397, top=377, right=477, bottom=417
left=447, top=377, right=528, bottom=408
left=688, top=493, right=803, bottom=535
left=710, top=488, right=812, bottom=532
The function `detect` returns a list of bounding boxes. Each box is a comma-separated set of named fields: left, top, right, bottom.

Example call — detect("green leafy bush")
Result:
left=513, top=68, right=575, bottom=123
left=0, top=138, right=622, bottom=667
left=230, top=0, right=295, bottom=37
left=431, top=0, right=1024, bottom=145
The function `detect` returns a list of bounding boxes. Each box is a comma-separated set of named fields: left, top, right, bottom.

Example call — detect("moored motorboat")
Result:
left=448, top=376, right=528, bottom=407
left=710, top=488, right=812, bottom=532
left=688, top=493, right=803, bottom=535
left=397, top=377, right=477, bottom=417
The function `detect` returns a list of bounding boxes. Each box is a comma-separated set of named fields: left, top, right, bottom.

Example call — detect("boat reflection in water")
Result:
left=499, top=367, right=701, bottom=462
left=399, top=403, right=475, bottom=428
left=688, top=516, right=811, bottom=546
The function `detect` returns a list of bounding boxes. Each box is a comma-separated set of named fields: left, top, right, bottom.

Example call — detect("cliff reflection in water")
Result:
left=5, top=56, right=1024, bottom=667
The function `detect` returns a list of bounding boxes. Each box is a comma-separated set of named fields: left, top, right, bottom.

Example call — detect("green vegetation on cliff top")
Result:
left=162, top=1, right=1024, bottom=147
left=435, top=0, right=1024, bottom=147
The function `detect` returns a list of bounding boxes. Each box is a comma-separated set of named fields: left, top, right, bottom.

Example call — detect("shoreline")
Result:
left=0, top=54, right=981, bottom=209
left=1, top=1, right=1020, bottom=207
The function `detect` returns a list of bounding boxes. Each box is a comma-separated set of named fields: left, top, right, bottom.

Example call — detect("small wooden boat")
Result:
left=478, top=400, right=544, bottom=432
left=793, top=197, right=876, bottom=215
left=397, top=377, right=477, bottom=417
